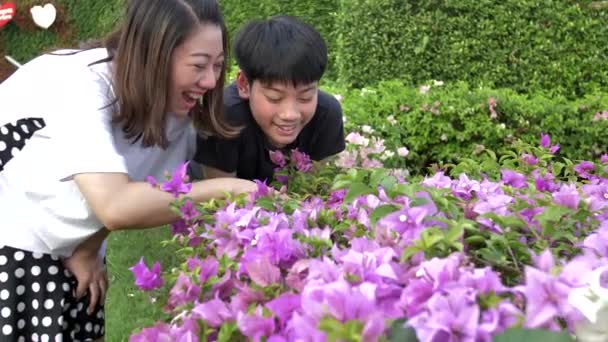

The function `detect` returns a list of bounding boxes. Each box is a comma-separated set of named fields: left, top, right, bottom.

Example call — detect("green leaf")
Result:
left=388, top=319, right=419, bottom=342
left=217, top=322, right=240, bottom=342
left=410, top=197, right=429, bottom=207
left=492, top=328, right=575, bottom=342
left=369, top=204, right=401, bottom=227
left=401, top=244, right=424, bottom=262
left=344, top=182, right=375, bottom=203
left=379, top=175, right=398, bottom=192
left=369, top=168, right=389, bottom=188
left=537, top=205, right=572, bottom=229
left=444, top=223, right=464, bottom=243
left=255, top=196, right=275, bottom=211
left=332, top=179, right=353, bottom=191
left=420, top=228, right=444, bottom=249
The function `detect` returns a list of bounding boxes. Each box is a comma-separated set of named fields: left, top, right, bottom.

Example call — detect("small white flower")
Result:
left=432, top=80, right=444, bottom=86
left=570, top=266, right=608, bottom=342
left=334, top=94, right=343, bottom=102
left=397, top=147, right=409, bottom=157
left=419, top=85, right=431, bottom=94
left=381, top=150, right=395, bottom=160
left=362, top=125, right=373, bottom=133
left=440, top=134, right=448, bottom=141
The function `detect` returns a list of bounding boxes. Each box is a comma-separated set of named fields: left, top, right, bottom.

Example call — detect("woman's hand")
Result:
left=62, top=249, right=108, bottom=315
left=229, top=179, right=258, bottom=195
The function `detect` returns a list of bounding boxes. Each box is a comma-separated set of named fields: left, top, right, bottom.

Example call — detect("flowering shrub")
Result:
left=129, top=133, right=608, bottom=342
left=323, top=80, right=608, bottom=175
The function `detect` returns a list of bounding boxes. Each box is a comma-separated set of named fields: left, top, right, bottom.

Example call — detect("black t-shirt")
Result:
left=194, top=82, right=346, bottom=182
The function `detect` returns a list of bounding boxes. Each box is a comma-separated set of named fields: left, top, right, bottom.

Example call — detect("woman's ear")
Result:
left=236, top=71, right=251, bottom=100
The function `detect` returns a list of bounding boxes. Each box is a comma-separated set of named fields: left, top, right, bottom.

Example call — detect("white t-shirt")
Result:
left=0, top=48, right=196, bottom=257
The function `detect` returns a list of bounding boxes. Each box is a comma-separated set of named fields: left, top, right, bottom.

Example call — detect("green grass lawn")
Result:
left=105, top=226, right=178, bottom=341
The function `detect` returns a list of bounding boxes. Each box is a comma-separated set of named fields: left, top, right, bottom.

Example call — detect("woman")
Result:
left=0, top=0, right=255, bottom=340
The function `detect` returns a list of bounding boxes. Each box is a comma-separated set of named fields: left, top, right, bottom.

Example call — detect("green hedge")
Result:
left=0, top=0, right=338, bottom=81
left=218, top=0, right=338, bottom=77
left=4, top=0, right=608, bottom=97
left=335, top=0, right=608, bottom=97
left=1, top=0, right=123, bottom=63
left=322, top=79, right=608, bottom=174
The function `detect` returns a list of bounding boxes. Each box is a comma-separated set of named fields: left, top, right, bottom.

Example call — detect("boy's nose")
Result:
left=279, top=107, right=300, bottom=121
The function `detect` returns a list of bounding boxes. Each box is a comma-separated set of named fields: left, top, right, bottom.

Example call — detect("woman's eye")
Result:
left=193, top=64, right=206, bottom=70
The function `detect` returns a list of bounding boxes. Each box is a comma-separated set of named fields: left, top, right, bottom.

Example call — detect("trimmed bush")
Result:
left=0, top=0, right=338, bottom=81
left=334, top=0, right=608, bottom=97
left=322, top=80, right=608, bottom=174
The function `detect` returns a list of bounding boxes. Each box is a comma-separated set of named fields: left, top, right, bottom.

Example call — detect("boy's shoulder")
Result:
left=223, top=82, right=253, bottom=125
left=316, top=89, right=343, bottom=117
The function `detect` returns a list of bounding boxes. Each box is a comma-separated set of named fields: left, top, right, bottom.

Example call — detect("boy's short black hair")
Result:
left=233, top=15, right=328, bottom=86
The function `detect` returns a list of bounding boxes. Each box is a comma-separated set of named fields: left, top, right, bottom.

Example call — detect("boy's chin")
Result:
left=267, top=134, right=297, bottom=148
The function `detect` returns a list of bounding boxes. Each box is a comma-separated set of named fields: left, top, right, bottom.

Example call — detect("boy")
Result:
left=193, top=15, right=345, bottom=182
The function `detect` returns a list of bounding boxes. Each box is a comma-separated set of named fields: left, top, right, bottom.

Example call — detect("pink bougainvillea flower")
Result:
left=129, top=257, right=164, bottom=291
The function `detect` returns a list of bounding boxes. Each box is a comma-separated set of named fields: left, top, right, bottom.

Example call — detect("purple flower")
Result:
left=129, top=257, right=163, bottom=291
left=379, top=206, right=428, bottom=243
left=407, top=287, right=481, bottom=342
left=180, top=199, right=199, bottom=221
left=128, top=322, right=171, bottom=342
left=245, top=255, right=281, bottom=287
left=422, top=172, right=452, bottom=189
left=252, top=179, right=270, bottom=200
left=327, top=189, right=347, bottom=208
left=539, top=133, right=560, bottom=154
left=170, top=219, right=188, bottom=235
left=269, top=150, right=287, bottom=168
left=501, top=169, right=528, bottom=189
left=521, top=153, right=539, bottom=165
left=146, top=176, right=158, bottom=187
left=540, top=133, right=551, bottom=148
left=452, top=173, right=480, bottom=200
left=522, top=265, right=572, bottom=329
left=552, top=183, right=580, bottom=210
left=534, top=171, right=559, bottom=193
left=582, top=221, right=608, bottom=257
left=291, top=149, right=313, bottom=172
left=237, top=306, right=276, bottom=342
left=574, top=161, right=595, bottom=179
left=581, top=181, right=608, bottom=211
left=601, top=154, right=608, bottom=164
left=186, top=257, right=219, bottom=284
left=160, top=162, right=192, bottom=198
left=549, top=144, right=560, bottom=154
left=192, top=298, right=233, bottom=328
left=166, top=273, right=201, bottom=311
left=266, top=293, right=301, bottom=327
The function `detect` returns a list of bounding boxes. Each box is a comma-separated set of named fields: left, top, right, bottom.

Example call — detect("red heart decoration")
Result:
left=0, top=2, right=16, bottom=29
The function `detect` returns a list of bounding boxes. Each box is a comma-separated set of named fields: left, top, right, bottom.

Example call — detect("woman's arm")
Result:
left=74, top=173, right=256, bottom=231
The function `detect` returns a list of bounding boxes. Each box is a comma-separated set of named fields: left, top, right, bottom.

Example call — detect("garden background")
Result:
left=2, top=0, right=608, bottom=340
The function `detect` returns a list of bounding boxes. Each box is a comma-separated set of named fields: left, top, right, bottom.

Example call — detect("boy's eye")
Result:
left=298, top=97, right=313, bottom=103
left=266, top=96, right=282, bottom=103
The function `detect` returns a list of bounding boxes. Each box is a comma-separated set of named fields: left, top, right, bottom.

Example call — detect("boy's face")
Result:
left=236, top=72, right=318, bottom=148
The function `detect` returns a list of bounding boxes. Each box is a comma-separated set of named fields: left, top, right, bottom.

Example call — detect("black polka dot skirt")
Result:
left=0, top=118, right=46, bottom=172
left=0, top=245, right=105, bottom=341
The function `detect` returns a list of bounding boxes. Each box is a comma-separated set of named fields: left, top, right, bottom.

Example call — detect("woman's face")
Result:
left=167, top=23, right=224, bottom=117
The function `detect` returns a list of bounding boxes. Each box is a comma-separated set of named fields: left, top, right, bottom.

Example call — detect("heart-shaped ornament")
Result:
left=0, top=2, right=16, bottom=29
left=30, top=3, right=56, bottom=30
